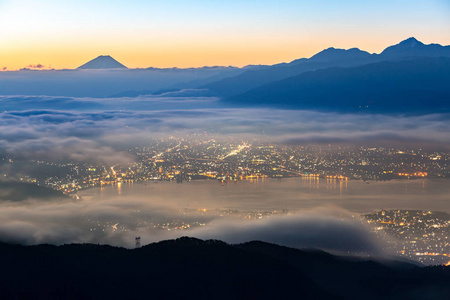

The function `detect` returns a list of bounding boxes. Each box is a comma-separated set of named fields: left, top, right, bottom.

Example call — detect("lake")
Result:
left=79, top=177, right=450, bottom=214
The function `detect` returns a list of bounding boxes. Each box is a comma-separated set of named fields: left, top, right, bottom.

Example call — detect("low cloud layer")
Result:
left=2, top=176, right=449, bottom=259
left=0, top=187, right=384, bottom=256
left=191, top=211, right=383, bottom=255
left=0, top=95, right=449, bottom=164
left=20, top=64, right=53, bottom=71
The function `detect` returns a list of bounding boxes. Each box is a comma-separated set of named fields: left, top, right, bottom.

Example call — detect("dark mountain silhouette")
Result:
left=202, top=51, right=375, bottom=97
left=225, top=57, right=450, bottom=113
left=308, top=47, right=372, bottom=62
left=381, top=37, right=450, bottom=58
left=202, top=38, right=450, bottom=98
left=0, top=237, right=449, bottom=300
left=77, top=55, right=127, bottom=69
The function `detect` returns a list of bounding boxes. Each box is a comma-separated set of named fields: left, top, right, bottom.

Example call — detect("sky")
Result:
left=0, top=0, right=449, bottom=70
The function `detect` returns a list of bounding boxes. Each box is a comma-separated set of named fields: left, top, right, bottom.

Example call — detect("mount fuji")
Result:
left=77, top=55, right=127, bottom=69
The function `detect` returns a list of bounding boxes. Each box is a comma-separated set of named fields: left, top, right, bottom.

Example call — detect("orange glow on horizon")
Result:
left=1, top=0, right=449, bottom=71
left=0, top=40, right=322, bottom=71
left=1, top=33, right=450, bottom=71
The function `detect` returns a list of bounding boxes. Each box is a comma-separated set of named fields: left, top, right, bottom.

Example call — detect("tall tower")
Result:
left=135, top=236, right=141, bottom=248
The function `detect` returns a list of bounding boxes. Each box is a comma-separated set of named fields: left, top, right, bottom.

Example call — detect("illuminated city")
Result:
left=2, top=137, right=448, bottom=195
left=2, top=136, right=449, bottom=266
left=365, top=210, right=450, bottom=265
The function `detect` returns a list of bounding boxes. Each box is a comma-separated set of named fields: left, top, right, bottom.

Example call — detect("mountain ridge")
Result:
left=224, top=57, right=450, bottom=113
left=201, top=37, right=450, bottom=98
left=381, top=37, right=450, bottom=58
left=0, top=237, right=449, bottom=299
left=308, top=47, right=372, bottom=62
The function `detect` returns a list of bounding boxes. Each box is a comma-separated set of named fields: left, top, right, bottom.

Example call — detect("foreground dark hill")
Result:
left=0, top=237, right=449, bottom=299
left=226, top=57, right=450, bottom=113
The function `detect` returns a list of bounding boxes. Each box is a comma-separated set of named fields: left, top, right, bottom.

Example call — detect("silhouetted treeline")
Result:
left=0, top=237, right=449, bottom=299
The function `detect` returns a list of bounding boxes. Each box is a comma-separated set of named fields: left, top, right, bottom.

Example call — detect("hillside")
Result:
left=202, top=53, right=375, bottom=97
left=77, top=55, right=127, bottom=69
left=203, top=37, right=450, bottom=98
left=0, top=237, right=449, bottom=299
left=225, top=57, right=450, bottom=113
left=0, top=181, right=69, bottom=202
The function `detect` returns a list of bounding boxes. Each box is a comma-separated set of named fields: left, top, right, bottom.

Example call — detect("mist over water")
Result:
left=81, top=178, right=450, bottom=213
left=1, top=177, right=448, bottom=253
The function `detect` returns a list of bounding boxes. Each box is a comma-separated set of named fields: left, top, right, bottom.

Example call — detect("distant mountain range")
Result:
left=199, top=37, right=450, bottom=113
left=202, top=37, right=450, bottom=99
left=1, top=237, right=449, bottom=299
left=381, top=37, right=450, bottom=58
left=226, top=57, right=450, bottom=113
left=1, top=37, right=449, bottom=104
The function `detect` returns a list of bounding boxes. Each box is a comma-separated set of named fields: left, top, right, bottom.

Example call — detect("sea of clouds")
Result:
left=1, top=94, right=449, bottom=164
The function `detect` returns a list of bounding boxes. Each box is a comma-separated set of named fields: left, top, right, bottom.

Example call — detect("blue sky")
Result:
left=0, top=0, right=449, bottom=69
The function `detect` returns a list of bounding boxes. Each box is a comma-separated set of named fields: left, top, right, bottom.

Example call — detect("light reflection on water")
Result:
left=79, top=177, right=450, bottom=214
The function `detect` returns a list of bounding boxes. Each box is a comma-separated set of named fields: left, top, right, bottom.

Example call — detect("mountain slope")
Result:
left=0, top=237, right=449, bottom=299
left=225, top=57, right=450, bottom=113
left=309, top=47, right=372, bottom=62
left=0, top=181, right=69, bottom=202
left=202, top=48, right=375, bottom=97
left=77, top=55, right=127, bottom=69
left=0, top=238, right=332, bottom=300
left=202, top=38, right=450, bottom=98
left=381, top=37, right=450, bottom=58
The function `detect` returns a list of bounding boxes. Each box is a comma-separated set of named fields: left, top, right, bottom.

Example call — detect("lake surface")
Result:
left=79, top=177, right=450, bottom=214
